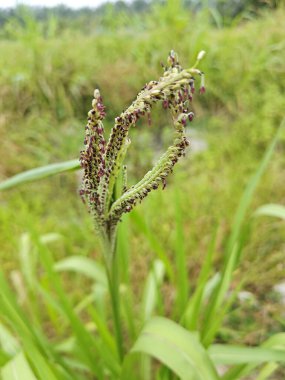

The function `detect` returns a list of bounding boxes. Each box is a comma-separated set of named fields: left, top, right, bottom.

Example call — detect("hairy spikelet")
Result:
left=80, top=50, right=206, bottom=238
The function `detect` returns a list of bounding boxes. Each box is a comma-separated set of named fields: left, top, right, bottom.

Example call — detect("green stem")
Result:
left=103, top=234, right=124, bottom=362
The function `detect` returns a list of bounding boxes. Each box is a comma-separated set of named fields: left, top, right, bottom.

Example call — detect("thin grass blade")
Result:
left=54, top=256, right=107, bottom=285
left=254, top=203, right=285, bottom=220
left=221, top=333, right=285, bottom=380
left=209, top=344, right=285, bottom=365
left=142, top=260, right=165, bottom=322
left=130, top=210, right=174, bottom=280
left=0, top=159, right=80, bottom=191
left=181, top=229, right=217, bottom=330
left=174, top=188, right=189, bottom=315
left=227, top=120, right=284, bottom=258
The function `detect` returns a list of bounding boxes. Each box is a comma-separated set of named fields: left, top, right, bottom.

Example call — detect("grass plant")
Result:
left=0, top=3, right=285, bottom=379
left=1, top=46, right=285, bottom=378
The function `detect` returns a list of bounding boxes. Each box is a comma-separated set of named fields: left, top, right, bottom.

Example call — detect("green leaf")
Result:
left=201, top=121, right=284, bottom=346
left=54, top=256, right=107, bottom=285
left=1, top=352, right=37, bottom=380
left=254, top=204, right=285, bottom=220
left=130, top=210, right=174, bottom=280
left=221, top=333, right=285, bottom=380
left=227, top=120, right=284, bottom=256
left=23, top=235, right=108, bottom=378
left=255, top=363, right=279, bottom=380
left=174, top=188, right=189, bottom=315
left=209, top=344, right=285, bottom=365
left=263, top=333, right=285, bottom=349
left=0, top=323, right=19, bottom=356
left=141, top=260, right=165, bottom=322
left=0, top=273, right=64, bottom=380
left=123, top=317, right=220, bottom=380
left=181, top=229, right=217, bottom=330
left=202, top=244, right=239, bottom=346
left=0, top=159, right=80, bottom=191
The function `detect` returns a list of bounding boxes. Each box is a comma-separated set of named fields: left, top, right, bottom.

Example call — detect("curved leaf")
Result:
left=254, top=204, right=285, bottom=220
left=123, top=317, right=220, bottom=380
left=54, top=256, right=107, bottom=285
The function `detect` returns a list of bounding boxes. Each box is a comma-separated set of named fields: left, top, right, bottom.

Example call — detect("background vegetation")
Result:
left=0, top=0, right=284, bottom=378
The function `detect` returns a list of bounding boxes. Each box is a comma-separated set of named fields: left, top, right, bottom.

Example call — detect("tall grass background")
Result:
left=0, top=1, right=285, bottom=379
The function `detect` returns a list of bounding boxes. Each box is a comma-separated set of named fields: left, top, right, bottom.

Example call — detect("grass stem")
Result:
left=103, top=235, right=125, bottom=362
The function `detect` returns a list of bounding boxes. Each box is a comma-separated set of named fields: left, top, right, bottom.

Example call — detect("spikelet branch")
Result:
left=79, top=50, right=206, bottom=241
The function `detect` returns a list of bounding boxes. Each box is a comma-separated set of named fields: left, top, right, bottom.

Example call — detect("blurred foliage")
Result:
left=0, top=0, right=281, bottom=31
left=0, top=0, right=284, bottom=372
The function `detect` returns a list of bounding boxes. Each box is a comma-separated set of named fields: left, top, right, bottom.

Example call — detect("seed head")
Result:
left=197, top=50, right=206, bottom=61
left=80, top=51, right=206, bottom=238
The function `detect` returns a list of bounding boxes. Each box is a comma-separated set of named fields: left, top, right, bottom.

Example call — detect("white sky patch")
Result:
left=1, top=0, right=118, bottom=9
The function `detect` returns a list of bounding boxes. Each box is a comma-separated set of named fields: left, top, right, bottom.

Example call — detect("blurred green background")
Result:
left=0, top=0, right=284, bottom=359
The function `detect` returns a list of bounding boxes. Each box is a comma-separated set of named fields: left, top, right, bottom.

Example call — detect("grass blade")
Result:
left=174, top=188, right=189, bottom=315
left=201, top=122, right=284, bottom=346
left=227, top=119, right=284, bottom=258
left=254, top=203, right=285, bottom=220
left=130, top=210, right=174, bottom=280
left=122, top=317, right=220, bottom=380
left=141, top=260, right=165, bottom=322
left=1, top=352, right=38, bottom=380
left=255, top=363, right=279, bottom=380
left=221, top=333, right=285, bottom=380
left=181, top=229, right=217, bottom=330
left=28, top=234, right=112, bottom=377
left=0, top=159, right=80, bottom=191
left=201, top=244, right=239, bottom=346
left=0, top=278, right=63, bottom=380
left=54, top=256, right=107, bottom=285
left=209, top=344, right=285, bottom=365
left=0, top=323, right=19, bottom=356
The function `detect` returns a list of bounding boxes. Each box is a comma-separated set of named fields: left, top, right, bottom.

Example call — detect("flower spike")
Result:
left=80, top=51, right=206, bottom=241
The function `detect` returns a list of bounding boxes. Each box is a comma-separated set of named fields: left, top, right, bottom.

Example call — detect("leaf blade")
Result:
left=1, top=352, right=37, bottom=380
left=123, top=317, right=220, bottom=380
left=254, top=204, right=285, bottom=220
left=209, top=344, right=285, bottom=365
left=0, top=159, right=80, bottom=191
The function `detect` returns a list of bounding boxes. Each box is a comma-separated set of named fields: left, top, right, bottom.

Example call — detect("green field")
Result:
left=0, top=2, right=285, bottom=379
